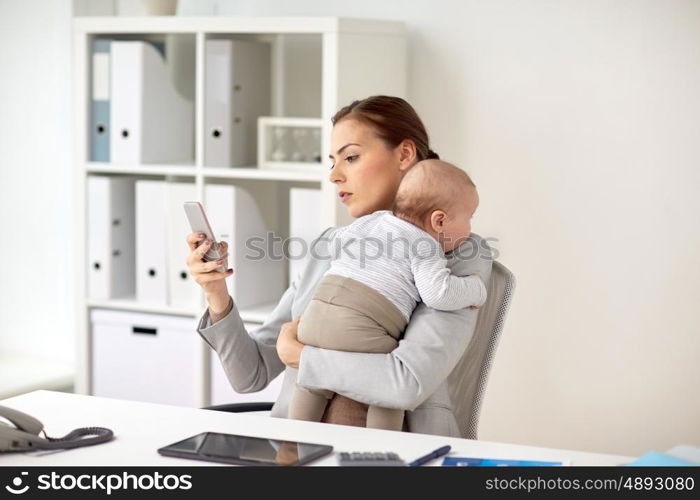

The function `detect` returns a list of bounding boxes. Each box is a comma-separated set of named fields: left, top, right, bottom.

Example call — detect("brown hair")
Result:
left=332, top=95, right=439, bottom=161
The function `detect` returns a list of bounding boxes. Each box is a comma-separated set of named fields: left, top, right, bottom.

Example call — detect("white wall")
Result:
left=210, top=0, right=700, bottom=456
left=0, top=0, right=74, bottom=361
left=10, top=0, right=699, bottom=456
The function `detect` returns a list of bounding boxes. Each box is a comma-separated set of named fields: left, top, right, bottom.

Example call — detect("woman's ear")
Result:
left=430, top=210, right=446, bottom=233
left=397, top=139, right=417, bottom=171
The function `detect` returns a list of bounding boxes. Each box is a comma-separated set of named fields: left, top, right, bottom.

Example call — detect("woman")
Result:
left=186, top=96, right=493, bottom=437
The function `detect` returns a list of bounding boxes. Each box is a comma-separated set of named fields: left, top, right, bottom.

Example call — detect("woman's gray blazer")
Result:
left=197, top=227, right=493, bottom=437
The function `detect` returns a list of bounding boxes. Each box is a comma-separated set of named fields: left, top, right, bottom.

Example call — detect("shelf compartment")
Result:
left=202, top=166, right=324, bottom=182
left=86, top=163, right=197, bottom=176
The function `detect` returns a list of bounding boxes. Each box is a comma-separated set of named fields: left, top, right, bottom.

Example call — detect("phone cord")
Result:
left=43, top=427, right=114, bottom=449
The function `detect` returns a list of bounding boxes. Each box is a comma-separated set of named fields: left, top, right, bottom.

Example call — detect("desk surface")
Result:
left=0, top=391, right=633, bottom=466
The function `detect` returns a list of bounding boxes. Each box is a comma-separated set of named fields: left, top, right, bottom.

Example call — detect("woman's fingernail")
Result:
left=227, top=269, right=233, bottom=274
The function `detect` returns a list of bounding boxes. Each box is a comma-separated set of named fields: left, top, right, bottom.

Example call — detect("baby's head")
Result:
left=392, top=159, right=479, bottom=253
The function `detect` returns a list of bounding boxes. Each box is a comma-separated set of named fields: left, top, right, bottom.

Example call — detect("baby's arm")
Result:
left=412, top=241, right=487, bottom=310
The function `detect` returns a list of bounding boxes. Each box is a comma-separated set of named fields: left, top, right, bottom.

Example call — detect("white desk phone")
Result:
left=0, top=405, right=113, bottom=452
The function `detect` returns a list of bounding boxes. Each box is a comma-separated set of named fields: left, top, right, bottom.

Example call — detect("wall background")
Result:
left=0, top=0, right=74, bottom=361
left=2, top=0, right=698, bottom=456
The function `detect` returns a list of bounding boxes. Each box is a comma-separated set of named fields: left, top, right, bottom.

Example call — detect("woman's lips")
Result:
left=339, top=192, right=353, bottom=203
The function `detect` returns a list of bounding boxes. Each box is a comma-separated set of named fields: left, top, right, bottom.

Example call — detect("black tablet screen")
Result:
left=158, top=432, right=333, bottom=466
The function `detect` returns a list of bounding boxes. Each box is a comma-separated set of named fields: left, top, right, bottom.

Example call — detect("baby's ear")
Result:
left=430, top=210, right=446, bottom=232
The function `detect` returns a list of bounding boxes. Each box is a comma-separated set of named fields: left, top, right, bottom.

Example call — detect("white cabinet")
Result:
left=74, top=16, right=407, bottom=406
left=91, top=309, right=202, bottom=406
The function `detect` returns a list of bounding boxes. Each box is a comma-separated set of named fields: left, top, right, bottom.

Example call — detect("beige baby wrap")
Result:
left=290, top=274, right=408, bottom=430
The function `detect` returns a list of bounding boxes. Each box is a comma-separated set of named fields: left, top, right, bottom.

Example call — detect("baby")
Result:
left=289, top=159, right=486, bottom=431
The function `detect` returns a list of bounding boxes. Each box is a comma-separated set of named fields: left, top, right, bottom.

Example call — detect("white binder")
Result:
left=204, top=184, right=285, bottom=309
left=166, top=181, right=198, bottom=308
left=136, top=180, right=168, bottom=305
left=111, top=41, right=194, bottom=164
left=87, top=176, right=136, bottom=300
left=289, top=187, right=324, bottom=285
left=205, top=39, right=271, bottom=167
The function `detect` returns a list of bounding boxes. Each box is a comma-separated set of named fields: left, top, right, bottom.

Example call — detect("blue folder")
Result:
left=626, top=452, right=697, bottom=467
left=442, top=457, right=563, bottom=467
left=90, top=39, right=111, bottom=162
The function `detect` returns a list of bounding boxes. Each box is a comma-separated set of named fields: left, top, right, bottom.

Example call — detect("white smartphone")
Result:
left=183, top=201, right=227, bottom=273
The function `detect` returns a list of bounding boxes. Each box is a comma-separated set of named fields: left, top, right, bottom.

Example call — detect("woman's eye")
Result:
left=346, top=155, right=358, bottom=163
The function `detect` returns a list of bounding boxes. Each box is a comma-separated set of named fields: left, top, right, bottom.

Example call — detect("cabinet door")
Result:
left=91, top=310, right=200, bottom=406
left=210, top=322, right=284, bottom=406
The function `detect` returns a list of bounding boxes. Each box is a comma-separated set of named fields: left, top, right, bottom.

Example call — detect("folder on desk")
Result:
left=136, top=180, right=168, bottom=304
left=90, top=39, right=111, bottom=162
left=166, top=182, right=198, bottom=308
left=204, top=184, right=284, bottom=309
left=289, top=187, right=324, bottom=285
left=205, top=39, right=271, bottom=167
left=442, top=457, right=565, bottom=466
left=87, top=176, right=136, bottom=299
left=111, top=41, right=194, bottom=164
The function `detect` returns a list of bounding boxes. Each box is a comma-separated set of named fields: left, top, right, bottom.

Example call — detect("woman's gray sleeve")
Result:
left=296, top=235, right=494, bottom=411
left=196, top=283, right=295, bottom=394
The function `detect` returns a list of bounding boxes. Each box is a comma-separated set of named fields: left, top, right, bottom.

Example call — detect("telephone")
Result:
left=0, top=405, right=114, bottom=452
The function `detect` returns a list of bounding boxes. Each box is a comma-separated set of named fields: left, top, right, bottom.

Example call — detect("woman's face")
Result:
left=328, top=119, right=413, bottom=218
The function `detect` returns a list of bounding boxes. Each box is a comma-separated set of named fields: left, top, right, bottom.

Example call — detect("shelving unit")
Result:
left=73, top=16, right=406, bottom=407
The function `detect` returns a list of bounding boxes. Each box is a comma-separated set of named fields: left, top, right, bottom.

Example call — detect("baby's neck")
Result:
left=393, top=211, right=448, bottom=250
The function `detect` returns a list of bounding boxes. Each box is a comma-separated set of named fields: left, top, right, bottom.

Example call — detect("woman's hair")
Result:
left=332, top=95, right=439, bottom=161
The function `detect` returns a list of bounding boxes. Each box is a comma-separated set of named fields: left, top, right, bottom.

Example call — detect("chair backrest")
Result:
left=447, top=260, right=516, bottom=440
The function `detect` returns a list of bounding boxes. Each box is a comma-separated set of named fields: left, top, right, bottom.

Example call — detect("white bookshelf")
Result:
left=73, top=16, right=406, bottom=407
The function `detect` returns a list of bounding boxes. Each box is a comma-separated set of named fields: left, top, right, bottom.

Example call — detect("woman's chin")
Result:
left=346, top=203, right=362, bottom=218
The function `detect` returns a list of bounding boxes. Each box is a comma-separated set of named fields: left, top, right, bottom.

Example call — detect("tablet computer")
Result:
left=157, top=432, right=333, bottom=466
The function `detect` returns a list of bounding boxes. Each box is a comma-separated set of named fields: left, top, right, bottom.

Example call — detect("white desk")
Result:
left=0, top=391, right=633, bottom=466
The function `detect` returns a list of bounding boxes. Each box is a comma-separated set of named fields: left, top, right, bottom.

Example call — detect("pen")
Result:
left=408, top=445, right=452, bottom=467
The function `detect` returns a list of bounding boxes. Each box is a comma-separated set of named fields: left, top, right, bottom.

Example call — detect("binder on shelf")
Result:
left=166, top=181, right=198, bottom=308
left=289, top=187, right=324, bottom=285
left=110, top=40, right=194, bottom=164
left=205, top=39, right=271, bottom=167
left=90, top=39, right=111, bottom=162
left=87, top=176, right=136, bottom=300
left=136, top=180, right=168, bottom=305
left=204, top=184, right=285, bottom=309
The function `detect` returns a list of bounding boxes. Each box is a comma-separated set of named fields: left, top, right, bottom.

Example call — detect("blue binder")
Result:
left=90, top=39, right=111, bottom=162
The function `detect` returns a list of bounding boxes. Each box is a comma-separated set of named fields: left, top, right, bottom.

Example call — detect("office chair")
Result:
left=446, top=260, right=516, bottom=440
left=205, top=260, right=516, bottom=441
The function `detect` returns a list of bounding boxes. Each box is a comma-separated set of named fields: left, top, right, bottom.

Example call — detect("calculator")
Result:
left=338, top=451, right=406, bottom=466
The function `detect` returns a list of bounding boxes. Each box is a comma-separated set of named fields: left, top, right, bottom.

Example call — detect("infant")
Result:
left=289, top=159, right=486, bottom=431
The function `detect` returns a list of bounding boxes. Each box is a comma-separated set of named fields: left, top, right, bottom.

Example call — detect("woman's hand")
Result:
left=276, top=317, right=303, bottom=369
left=186, top=232, right=233, bottom=316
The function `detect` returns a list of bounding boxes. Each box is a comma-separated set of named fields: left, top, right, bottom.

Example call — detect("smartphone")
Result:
left=183, top=201, right=226, bottom=273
